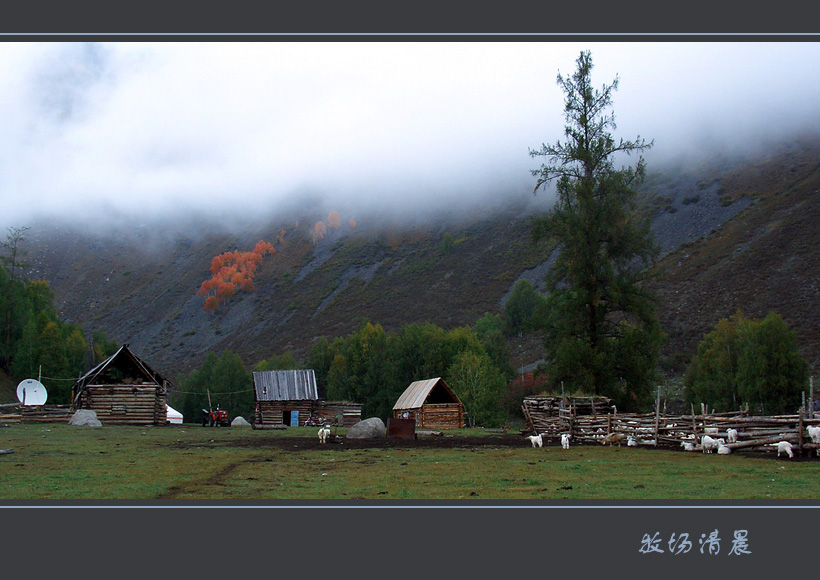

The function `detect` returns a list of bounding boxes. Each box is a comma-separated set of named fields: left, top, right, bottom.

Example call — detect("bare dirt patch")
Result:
left=222, top=433, right=528, bottom=451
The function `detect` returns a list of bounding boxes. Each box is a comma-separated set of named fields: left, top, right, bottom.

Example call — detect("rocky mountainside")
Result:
left=648, top=136, right=820, bottom=374
left=16, top=134, right=820, bottom=385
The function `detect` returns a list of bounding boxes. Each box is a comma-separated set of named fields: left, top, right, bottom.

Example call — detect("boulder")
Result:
left=231, top=416, right=252, bottom=427
left=346, top=417, right=386, bottom=439
left=69, top=409, right=102, bottom=427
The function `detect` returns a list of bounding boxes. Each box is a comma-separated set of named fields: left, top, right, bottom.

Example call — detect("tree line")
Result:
left=0, top=227, right=119, bottom=404
left=172, top=315, right=515, bottom=428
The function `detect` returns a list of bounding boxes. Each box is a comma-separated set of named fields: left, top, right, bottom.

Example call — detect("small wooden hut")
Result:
left=392, top=377, right=464, bottom=430
left=72, top=344, right=171, bottom=426
left=253, top=369, right=319, bottom=427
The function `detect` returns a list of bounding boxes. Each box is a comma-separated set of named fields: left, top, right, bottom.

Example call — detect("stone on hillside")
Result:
left=231, top=416, right=252, bottom=427
left=346, top=417, right=386, bottom=439
left=69, top=409, right=102, bottom=427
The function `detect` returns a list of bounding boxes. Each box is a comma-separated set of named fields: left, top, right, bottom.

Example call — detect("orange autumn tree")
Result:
left=327, top=210, right=340, bottom=229
left=197, top=240, right=275, bottom=311
left=312, top=221, right=327, bottom=245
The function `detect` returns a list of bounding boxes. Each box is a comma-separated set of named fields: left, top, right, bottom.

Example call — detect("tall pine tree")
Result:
left=529, top=51, right=663, bottom=410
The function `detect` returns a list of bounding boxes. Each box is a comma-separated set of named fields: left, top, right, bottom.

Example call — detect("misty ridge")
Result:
left=5, top=42, right=820, bottom=238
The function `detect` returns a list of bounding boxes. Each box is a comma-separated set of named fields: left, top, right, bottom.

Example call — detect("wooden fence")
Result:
left=0, top=403, right=73, bottom=424
left=523, top=396, right=820, bottom=456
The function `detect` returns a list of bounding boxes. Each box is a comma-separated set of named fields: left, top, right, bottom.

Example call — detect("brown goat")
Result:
left=601, top=432, right=626, bottom=447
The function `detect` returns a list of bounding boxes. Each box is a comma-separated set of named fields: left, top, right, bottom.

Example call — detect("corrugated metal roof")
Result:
left=253, top=369, right=318, bottom=401
left=393, top=377, right=445, bottom=411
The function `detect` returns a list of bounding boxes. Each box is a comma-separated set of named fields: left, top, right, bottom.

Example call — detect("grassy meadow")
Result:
left=1, top=423, right=819, bottom=501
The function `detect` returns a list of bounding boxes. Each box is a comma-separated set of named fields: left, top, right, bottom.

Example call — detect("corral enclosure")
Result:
left=523, top=395, right=820, bottom=456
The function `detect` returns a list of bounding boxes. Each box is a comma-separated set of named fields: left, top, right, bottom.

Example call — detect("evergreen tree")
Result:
left=1, top=227, right=30, bottom=371
left=529, top=50, right=663, bottom=410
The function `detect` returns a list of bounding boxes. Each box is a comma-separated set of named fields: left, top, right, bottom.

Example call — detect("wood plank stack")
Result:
left=522, top=395, right=614, bottom=438
left=316, top=402, right=362, bottom=426
left=0, top=403, right=22, bottom=423
left=20, top=405, right=73, bottom=423
left=1, top=404, right=74, bottom=424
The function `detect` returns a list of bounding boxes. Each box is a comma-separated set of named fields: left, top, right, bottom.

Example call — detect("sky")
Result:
left=2, top=41, right=820, bottom=233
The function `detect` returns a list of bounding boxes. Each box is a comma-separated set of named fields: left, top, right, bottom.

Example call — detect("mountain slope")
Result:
left=648, top=136, right=820, bottom=374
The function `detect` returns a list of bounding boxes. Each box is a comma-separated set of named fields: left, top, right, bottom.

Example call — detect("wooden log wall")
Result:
left=77, top=384, right=167, bottom=426
left=316, top=402, right=362, bottom=426
left=254, top=400, right=314, bottom=426
left=419, top=403, right=464, bottom=430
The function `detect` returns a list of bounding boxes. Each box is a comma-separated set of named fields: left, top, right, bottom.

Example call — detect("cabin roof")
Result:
left=253, top=369, right=318, bottom=401
left=392, top=377, right=461, bottom=411
left=73, top=344, right=171, bottom=402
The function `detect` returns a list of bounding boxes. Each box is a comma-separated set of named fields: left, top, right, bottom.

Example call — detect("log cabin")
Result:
left=392, top=377, right=464, bottom=430
left=71, top=344, right=171, bottom=426
left=253, top=369, right=363, bottom=428
left=253, top=369, right=319, bottom=427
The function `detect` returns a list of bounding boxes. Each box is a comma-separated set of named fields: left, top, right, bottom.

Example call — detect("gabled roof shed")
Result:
left=252, top=369, right=319, bottom=427
left=71, top=344, right=170, bottom=426
left=393, top=377, right=464, bottom=430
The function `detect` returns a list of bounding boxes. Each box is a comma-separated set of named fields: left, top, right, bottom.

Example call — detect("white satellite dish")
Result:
left=16, top=379, right=48, bottom=406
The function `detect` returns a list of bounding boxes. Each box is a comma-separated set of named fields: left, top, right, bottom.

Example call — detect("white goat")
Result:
left=701, top=434, right=719, bottom=454
left=561, top=433, right=571, bottom=449
left=717, top=443, right=731, bottom=455
left=627, top=435, right=638, bottom=447
left=526, top=433, right=543, bottom=448
left=318, top=426, right=331, bottom=444
left=777, top=440, right=794, bottom=458
left=807, top=425, right=820, bottom=445
left=681, top=441, right=695, bottom=452
left=726, top=428, right=738, bottom=444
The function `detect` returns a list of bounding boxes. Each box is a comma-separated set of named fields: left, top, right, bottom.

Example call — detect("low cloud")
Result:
left=2, top=41, right=820, bottom=233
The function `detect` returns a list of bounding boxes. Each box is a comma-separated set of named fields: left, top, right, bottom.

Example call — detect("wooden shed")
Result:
left=253, top=369, right=319, bottom=427
left=392, top=377, right=464, bottom=430
left=71, top=344, right=171, bottom=426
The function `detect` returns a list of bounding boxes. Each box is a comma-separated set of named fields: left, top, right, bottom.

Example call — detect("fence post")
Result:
left=654, top=386, right=661, bottom=447
left=691, top=403, right=698, bottom=441
left=799, top=411, right=804, bottom=457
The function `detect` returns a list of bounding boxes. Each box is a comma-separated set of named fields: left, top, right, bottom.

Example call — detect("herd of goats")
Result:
left=522, top=425, right=820, bottom=458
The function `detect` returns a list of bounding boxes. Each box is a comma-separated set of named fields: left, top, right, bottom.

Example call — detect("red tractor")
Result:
left=201, top=407, right=231, bottom=427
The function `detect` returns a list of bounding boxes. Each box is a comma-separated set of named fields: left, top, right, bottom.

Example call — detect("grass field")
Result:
left=1, top=423, right=819, bottom=501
